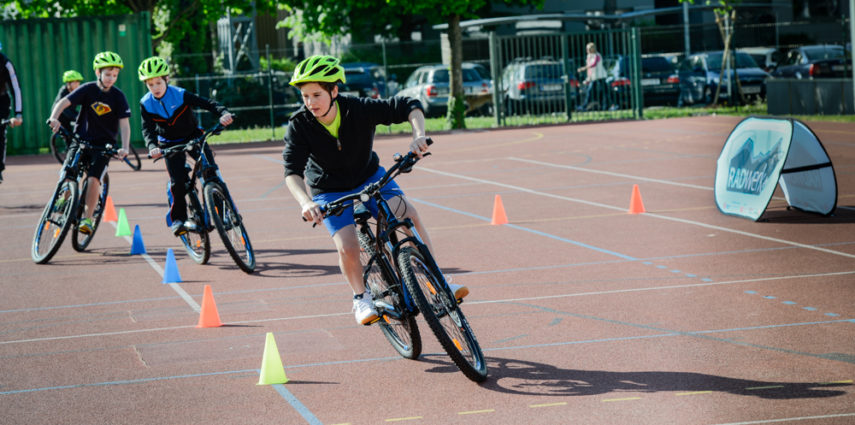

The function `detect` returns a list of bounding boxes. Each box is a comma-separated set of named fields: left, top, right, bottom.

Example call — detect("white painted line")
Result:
left=711, top=413, right=855, bottom=425
left=418, top=167, right=855, bottom=260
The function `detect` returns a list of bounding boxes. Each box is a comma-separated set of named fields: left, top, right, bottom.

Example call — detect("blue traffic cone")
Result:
left=162, top=248, right=182, bottom=283
left=130, top=225, right=146, bottom=255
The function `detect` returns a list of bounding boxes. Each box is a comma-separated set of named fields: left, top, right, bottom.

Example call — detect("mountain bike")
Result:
left=50, top=124, right=142, bottom=171
left=153, top=124, right=256, bottom=274
left=315, top=139, right=487, bottom=382
left=32, top=127, right=116, bottom=263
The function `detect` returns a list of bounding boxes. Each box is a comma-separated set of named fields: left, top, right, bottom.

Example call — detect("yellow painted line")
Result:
left=818, top=379, right=853, bottom=385
left=676, top=391, right=712, bottom=396
left=602, top=397, right=642, bottom=402
left=529, top=402, right=567, bottom=408
left=458, top=409, right=495, bottom=415
left=745, top=385, right=784, bottom=390
left=385, top=417, right=423, bottom=422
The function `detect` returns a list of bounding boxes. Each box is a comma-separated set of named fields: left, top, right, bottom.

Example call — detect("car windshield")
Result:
left=641, top=57, right=674, bottom=73
left=706, top=52, right=759, bottom=70
left=802, top=46, right=845, bottom=61
left=523, top=63, right=562, bottom=79
left=345, top=69, right=372, bottom=84
left=431, top=68, right=483, bottom=83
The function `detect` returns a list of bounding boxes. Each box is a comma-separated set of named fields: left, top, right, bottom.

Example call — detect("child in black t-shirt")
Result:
left=52, top=70, right=83, bottom=131
left=47, top=51, right=131, bottom=234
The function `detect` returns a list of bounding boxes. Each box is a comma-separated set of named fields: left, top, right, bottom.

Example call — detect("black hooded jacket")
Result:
left=283, top=94, right=422, bottom=196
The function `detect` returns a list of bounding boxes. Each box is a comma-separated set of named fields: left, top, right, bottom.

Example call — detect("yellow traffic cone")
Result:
left=257, top=332, right=288, bottom=385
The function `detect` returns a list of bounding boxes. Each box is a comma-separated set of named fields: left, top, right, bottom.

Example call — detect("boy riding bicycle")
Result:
left=47, top=51, right=131, bottom=234
left=282, top=55, right=468, bottom=325
left=137, top=56, right=234, bottom=236
left=53, top=70, right=84, bottom=132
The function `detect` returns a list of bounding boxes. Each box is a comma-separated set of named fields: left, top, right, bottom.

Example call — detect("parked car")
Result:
left=771, top=45, right=852, bottom=79
left=396, top=64, right=490, bottom=118
left=500, top=57, right=579, bottom=115
left=608, top=55, right=681, bottom=108
left=463, top=62, right=493, bottom=115
left=677, top=51, right=770, bottom=105
left=740, top=47, right=783, bottom=73
left=339, top=62, right=387, bottom=98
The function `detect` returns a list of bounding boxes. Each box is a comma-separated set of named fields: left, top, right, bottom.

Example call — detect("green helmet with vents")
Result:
left=289, top=55, right=346, bottom=86
left=93, top=51, right=124, bottom=70
left=62, top=70, right=84, bottom=83
left=138, top=56, right=170, bottom=81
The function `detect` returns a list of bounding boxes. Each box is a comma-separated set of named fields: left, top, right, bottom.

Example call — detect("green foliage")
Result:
left=260, top=57, right=297, bottom=72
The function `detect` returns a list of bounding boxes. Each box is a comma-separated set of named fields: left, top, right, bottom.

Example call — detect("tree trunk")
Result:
left=447, top=13, right=466, bottom=130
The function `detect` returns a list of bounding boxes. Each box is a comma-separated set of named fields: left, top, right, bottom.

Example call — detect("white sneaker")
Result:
left=353, top=292, right=379, bottom=325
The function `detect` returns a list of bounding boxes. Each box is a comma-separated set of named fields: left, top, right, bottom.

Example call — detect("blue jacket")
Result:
left=140, top=85, right=228, bottom=150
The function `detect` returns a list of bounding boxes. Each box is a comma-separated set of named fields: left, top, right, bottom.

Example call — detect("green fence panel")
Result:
left=1, top=13, right=152, bottom=155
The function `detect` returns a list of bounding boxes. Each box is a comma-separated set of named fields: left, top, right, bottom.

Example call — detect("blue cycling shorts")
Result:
left=312, top=166, right=404, bottom=237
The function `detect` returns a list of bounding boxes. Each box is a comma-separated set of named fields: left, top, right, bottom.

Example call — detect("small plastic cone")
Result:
left=115, top=208, right=132, bottom=236
left=257, top=332, right=288, bottom=385
left=103, top=196, right=118, bottom=222
left=130, top=225, right=146, bottom=255
left=162, top=248, right=183, bottom=284
left=628, top=184, right=646, bottom=214
left=491, top=194, right=509, bottom=225
left=196, top=284, right=223, bottom=328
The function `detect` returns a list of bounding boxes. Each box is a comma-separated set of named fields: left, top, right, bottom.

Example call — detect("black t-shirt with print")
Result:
left=65, top=81, right=131, bottom=145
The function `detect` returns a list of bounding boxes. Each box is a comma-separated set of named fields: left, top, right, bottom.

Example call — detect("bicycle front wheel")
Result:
left=32, top=180, right=79, bottom=264
left=72, top=173, right=109, bottom=252
left=180, top=190, right=211, bottom=265
left=204, top=182, right=255, bottom=273
left=50, top=132, right=69, bottom=164
left=123, top=145, right=142, bottom=171
left=398, top=246, right=487, bottom=382
left=358, top=227, right=421, bottom=360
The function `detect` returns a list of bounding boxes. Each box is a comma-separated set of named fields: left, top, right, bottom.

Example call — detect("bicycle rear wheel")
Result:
left=180, top=190, right=210, bottom=264
left=398, top=246, right=487, bottom=382
left=32, top=180, right=78, bottom=264
left=358, top=227, right=421, bottom=360
left=204, top=182, right=255, bottom=273
left=123, top=145, right=142, bottom=171
left=72, top=173, right=109, bottom=252
left=50, top=132, right=69, bottom=164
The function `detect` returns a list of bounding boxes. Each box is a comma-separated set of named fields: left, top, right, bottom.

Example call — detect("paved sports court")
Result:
left=1, top=115, right=853, bottom=424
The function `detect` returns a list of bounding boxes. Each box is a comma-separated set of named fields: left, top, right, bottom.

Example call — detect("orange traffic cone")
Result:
left=196, top=285, right=223, bottom=328
left=491, top=194, right=509, bottom=225
left=103, top=196, right=118, bottom=222
left=628, top=184, right=646, bottom=214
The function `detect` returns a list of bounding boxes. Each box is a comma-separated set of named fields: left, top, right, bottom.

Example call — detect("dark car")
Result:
left=771, top=45, right=852, bottom=79
left=339, top=62, right=387, bottom=98
left=677, top=51, right=770, bottom=105
left=500, top=57, right=579, bottom=115
left=608, top=55, right=681, bottom=108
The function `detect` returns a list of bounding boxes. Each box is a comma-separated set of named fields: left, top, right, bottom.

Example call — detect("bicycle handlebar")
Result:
left=303, top=137, right=433, bottom=224
left=150, top=123, right=226, bottom=163
left=51, top=122, right=121, bottom=157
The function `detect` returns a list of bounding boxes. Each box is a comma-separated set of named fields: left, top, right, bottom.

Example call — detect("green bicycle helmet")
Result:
left=289, top=55, right=346, bottom=86
left=62, top=70, right=84, bottom=83
left=93, top=51, right=124, bottom=70
left=138, top=56, right=170, bottom=81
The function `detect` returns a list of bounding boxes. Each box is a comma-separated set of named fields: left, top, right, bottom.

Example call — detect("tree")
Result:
left=10, top=0, right=276, bottom=74
left=679, top=0, right=745, bottom=106
left=277, top=0, right=544, bottom=129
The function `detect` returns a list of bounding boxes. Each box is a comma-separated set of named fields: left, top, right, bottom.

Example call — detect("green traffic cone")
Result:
left=115, top=208, right=132, bottom=237
left=257, top=332, right=288, bottom=385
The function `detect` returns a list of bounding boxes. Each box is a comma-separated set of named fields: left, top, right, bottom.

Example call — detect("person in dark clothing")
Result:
left=137, top=56, right=234, bottom=236
left=0, top=41, right=24, bottom=183
left=282, top=55, right=468, bottom=325
left=53, top=70, right=84, bottom=132
left=48, top=51, right=131, bottom=234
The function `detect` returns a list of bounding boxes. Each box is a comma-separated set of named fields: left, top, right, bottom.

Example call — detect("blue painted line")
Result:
left=494, top=334, right=528, bottom=344
left=549, top=318, right=563, bottom=326
left=825, top=313, right=840, bottom=317
left=656, top=265, right=668, bottom=269
left=701, top=278, right=713, bottom=282
left=670, top=269, right=681, bottom=273
left=782, top=301, right=797, bottom=305
left=271, top=382, right=323, bottom=425
left=803, top=307, right=818, bottom=311
left=686, top=273, right=697, bottom=278
left=745, top=290, right=757, bottom=294
left=764, top=296, right=777, bottom=299
left=642, top=261, right=653, bottom=265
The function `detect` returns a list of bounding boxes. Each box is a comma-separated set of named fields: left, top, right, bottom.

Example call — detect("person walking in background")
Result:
left=0, top=41, right=24, bottom=183
left=577, top=42, right=612, bottom=111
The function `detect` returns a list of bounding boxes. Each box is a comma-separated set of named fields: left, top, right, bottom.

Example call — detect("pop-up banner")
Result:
left=714, top=117, right=837, bottom=221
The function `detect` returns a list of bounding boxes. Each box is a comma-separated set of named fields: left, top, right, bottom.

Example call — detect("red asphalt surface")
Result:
left=1, top=116, right=854, bottom=425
